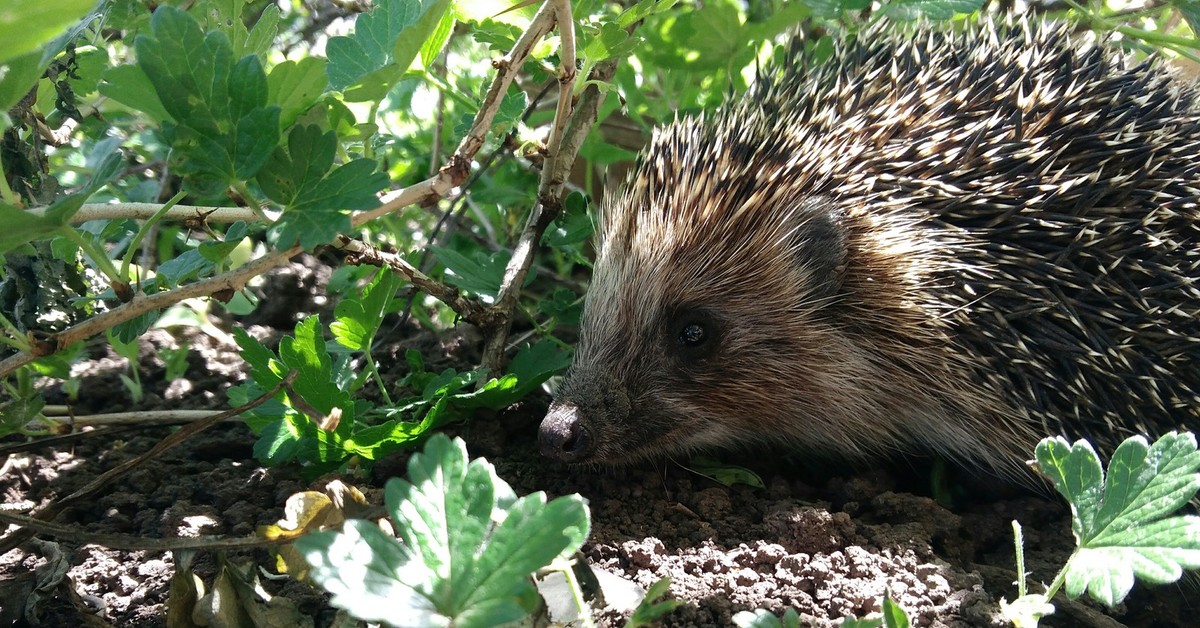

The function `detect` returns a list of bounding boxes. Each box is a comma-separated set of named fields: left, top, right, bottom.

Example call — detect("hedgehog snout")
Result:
left=539, top=401, right=595, bottom=461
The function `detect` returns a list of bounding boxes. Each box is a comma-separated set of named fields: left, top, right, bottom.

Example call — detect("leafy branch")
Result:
left=0, top=0, right=596, bottom=380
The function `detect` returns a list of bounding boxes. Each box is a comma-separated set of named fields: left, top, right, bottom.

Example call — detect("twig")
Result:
left=25, top=203, right=263, bottom=225
left=545, top=0, right=577, bottom=153
left=479, top=57, right=619, bottom=374
left=0, top=510, right=294, bottom=552
left=0, top=425, right=146, bottom=456
left=39, top=410, right=224, bottom=427
left=334, top=235, right=495, bottom=326
left=0, top=372, right=296, bottom=555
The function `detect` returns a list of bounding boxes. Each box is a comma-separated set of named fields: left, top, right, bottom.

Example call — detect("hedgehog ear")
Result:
left=787, top=196, right=847, bottom=300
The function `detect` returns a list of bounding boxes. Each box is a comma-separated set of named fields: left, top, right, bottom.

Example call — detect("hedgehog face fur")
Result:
left=539, top=21, right=1200, bottom=477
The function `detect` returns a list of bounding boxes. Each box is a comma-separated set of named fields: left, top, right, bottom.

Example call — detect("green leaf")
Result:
left=267, top=57, right=328, bottom=129
left=331, top=270, right=401, bottom=352
left=232, top=326, right=283, bottom=389
left=393, top=0, right=454, bottom=75
left=881, top=0, right=986, bottom=21
left=135, top=6, right=280, bottom=196
left=326, top=0, right=453, bottom=101
left=504, top=340, right=571, bottom=397
left=279, top=316, right=351, bottom=415
left=300, top=435, right=590, bottom=625
left=1035, top=433, right=1200, bottom=606
left=296, top=520, right=431, bottom=621
left=99, top=65, right=172, bottom=122
left=881, top=595, right=910, bottom=628
left=244, top=4, right=282, bottom=59
left=257, top=124, right=387, bottom=250
left=626, top=577, right=683, bottom=627
left=430, top=245, right=517, bottom=299
left=687, top=457, right=765, bottom=489
left=543, top=191, right=594, bottom=246
left=0, top=0, right=97, bottom=65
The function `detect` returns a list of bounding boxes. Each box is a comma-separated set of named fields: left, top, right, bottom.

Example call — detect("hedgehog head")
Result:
left=537, top=114, right=868, bottom=464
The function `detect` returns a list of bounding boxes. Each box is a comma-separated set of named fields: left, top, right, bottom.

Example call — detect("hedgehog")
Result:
left=537, top=20, right=1200, bottom=480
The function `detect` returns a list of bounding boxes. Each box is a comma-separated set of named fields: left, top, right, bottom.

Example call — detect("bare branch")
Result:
left=26, top=203, right=263, bottom=225
left=334, top=235, right=496, bottom=326
left=545, top=0, right=577, bottom=153
left=0, top=372, right=296, bottom=554
left=479, top=57, right=620, bottom=374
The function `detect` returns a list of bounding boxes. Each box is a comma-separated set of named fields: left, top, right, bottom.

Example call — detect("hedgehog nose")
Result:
left=539, top=402, right=593, bottom=462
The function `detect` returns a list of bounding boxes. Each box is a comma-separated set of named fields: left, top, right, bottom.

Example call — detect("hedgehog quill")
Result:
left=538, top=22, right=1200, bottom=479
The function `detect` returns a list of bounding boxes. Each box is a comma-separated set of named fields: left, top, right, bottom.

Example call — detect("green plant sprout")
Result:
left=297, top=434, right=589, bottom=627
left=1002, top=431, right=1200, bottom=626
left=105, top=326, right=143, bottom=403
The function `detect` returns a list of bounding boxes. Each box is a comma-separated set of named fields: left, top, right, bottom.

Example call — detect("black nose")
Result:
left=539, top=402, right=593, bottom=461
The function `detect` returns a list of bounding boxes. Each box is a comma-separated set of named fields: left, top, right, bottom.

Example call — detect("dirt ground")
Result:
left=1, top=258, right=1196, bottom=627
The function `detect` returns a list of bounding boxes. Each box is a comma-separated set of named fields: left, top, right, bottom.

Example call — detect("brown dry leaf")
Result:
left=192, top=559, right=312, bottom=628
left=259, top=480, right=373, bottom=580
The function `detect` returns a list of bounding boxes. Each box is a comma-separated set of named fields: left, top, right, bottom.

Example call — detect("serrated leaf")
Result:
left=393, top=0, right=454, bottom=75
left=1035, top=433, right=1200, bottom=606
left=245, top=4, right=281, bottom=58
left=257, top=124, right=386, bottom=250
left=499, top=339, right=571, bottom=400
left=327, top=0, right=453, bottom=101
left=232, top=326, right=283, bottom=389
left=543, top=191, right=594, bottom=246
left=430, top=245, right=513, bottom=299
left=331, top=270, right=401, bottom=352
left=882, top=0, right=985, bottom=21
left=297, top=520, right=434, bottom=623
left=279, top=316, right=350, bottom=414
left=135, top=6, right=280, bottom=196
left=267, top=57, right=328, bottom=129
left=419, top=6, right=455, bottom=68
left=301, top=435, right=589, bottom=624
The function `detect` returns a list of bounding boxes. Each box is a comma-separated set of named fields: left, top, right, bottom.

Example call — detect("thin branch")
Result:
left=451, top=1, right=558, bottom=166
left=545, top=0, right=577, bottom=153
left=38, top=410, right=224, bottom=427
left=0, top=372, right=295, bottom=555
left=26, top=203, right=263, bottom=225
left=0, top=243, right=301, bottom=377
left=0, top=509, right=294, bottom=552
left=479, top=57, right=620, bottom=374
left=334, top=235, right=495, bottom=326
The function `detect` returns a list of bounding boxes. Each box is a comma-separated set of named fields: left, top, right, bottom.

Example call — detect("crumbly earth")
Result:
left=0, top=257, right=1194, bottom=627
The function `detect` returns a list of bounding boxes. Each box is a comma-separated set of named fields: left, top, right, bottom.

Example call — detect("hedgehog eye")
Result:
left=679, top=322, right=707, bottom=348
left=668, top=309, right=721, bottom=360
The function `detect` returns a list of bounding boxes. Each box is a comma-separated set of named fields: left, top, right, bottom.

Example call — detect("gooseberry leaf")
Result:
left=135, top=6, right=280, bottom=196
left=298, top=435, right=590, bottom=625
left=258, top=124, right=387, bottom=250
left=331, top=269, right=401, bottom=353
left=1035, top=432, right=1200, bottom=606
left=326, top=0, right=453, bottom=101
left=267, top=57, right=329, bottom=129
